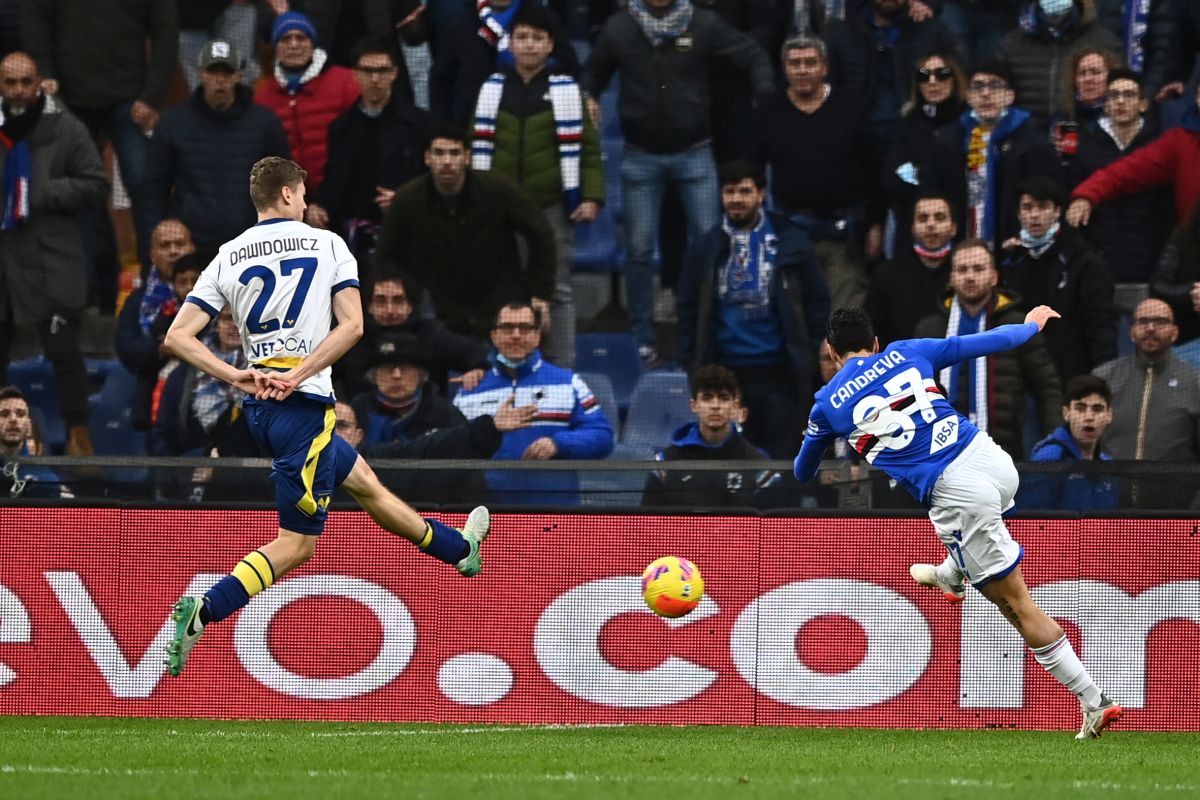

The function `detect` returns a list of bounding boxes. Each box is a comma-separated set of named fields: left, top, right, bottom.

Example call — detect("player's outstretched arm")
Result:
left=1024, top=305, right=1061, bottom=331
left=164, top=303, right=272, bottom=398
left=263, top=288, right=365, bottom=401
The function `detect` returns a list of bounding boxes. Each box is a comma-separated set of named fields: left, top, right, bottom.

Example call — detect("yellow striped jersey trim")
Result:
left=297, top=406, right=337, bottom=516
left=255, top=356, right=304, bottom=369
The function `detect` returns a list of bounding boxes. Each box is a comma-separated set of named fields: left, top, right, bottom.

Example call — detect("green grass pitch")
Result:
left=1, top=717, right=1196, bottom=799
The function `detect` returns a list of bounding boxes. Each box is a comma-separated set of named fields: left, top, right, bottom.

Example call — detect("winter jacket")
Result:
left=23, top=0, right=177, bottom=109
left=339, top=317, right=490, bottom=401
left=581, top=6, right=774, bottom=153
left=1000, top=227, right=1118, bottom=382
left=431, top=17, right=582, bottom=125
left=149, top=362, right=260, bottom=458
left=1150, top=221, right=1200, bottom=344
left=1071, top=116, right=1200, bottom=228
left=1093, top=349, right=1200, bottom=460
left=864, top=248, right=952, bottom=346
left=0, top=95, right=108, bottom=325
left=453, top=350, right=615, bottom=506
left=1067, top=115, right=1171, bottom=282
left=352, top=386, right=468, bottom=448
left=915, top=288, right=1062, bottom=460
left=1022, top=424, right=1118, bottom=511
left=823, top=6, right=959, bottom=142
left=315, top=94, right=431, bottom=233
left=882, top=101, right=965, bottom=254
left=1, top=443, right=69, bottom=498
left=254, top=55, right=360, bottom=192
left=997, top=1, right=1122, bottom=127
left=471, top=69, right=604, bottom=210
left=677, top=211, right=831, bottom=406
left=375, top=170, right=557, bottom=338
left=926, top=108, right=1061, bottom=254
left=641, top=422, right=775, bottom=508
left=115, top=281, right=183, bottom=431
left=146, top=84, right=291, bottom=253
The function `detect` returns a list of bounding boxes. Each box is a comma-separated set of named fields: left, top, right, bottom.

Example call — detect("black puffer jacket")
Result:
left=581, top=6, right=774, bottom=153
left=997, top=0, right=1122, bottom=127
left=641, top=422, right=772, bottom=508
left=146, top=85, right=291, bottom=252
left=1000, top=227, right=1118, bottom=382
left=1150, top=217, right=1200, bottom=344
left=914, top=288, right=1062, bottom=460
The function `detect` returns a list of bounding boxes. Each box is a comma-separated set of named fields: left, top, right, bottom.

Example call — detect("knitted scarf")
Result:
left=192, top=342, right=245, bottom=433
left=472, top=72, right=583, bottom=213
left=477, top=0, right=523, bottom=67
left=718, top=212, right=776, bottom=313
left=629, top=0, right=693, bottom=47
left=939, top=300, right=989, bottom=433
left=274, top=47, right=328, bottom=94
left=138, top=269, right=177, bottom=335
left=961, top=107, right=1030, bottom=244
left=0, top=93, right=43, bottom=231
left=1122, top=0, right=1151, bottom=72
left=913, top=241, right=951, bottom=260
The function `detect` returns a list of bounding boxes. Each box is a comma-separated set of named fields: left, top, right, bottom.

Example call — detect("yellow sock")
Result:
left=231, top=549, right=276, bottom=597
left=418, top=522, right=434, bottom=549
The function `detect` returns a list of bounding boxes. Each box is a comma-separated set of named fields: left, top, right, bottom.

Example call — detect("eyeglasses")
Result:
left=494, top=322, right=538, bottom=333
left=1132, top=317, right=1175, bottom=329
left=916, top=67, right=953, bottom=83
left=969, top=80, right=1008, bottom=93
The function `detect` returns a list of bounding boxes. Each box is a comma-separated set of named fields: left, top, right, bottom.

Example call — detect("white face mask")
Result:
left=1039, top=0, right=1073, bottom=17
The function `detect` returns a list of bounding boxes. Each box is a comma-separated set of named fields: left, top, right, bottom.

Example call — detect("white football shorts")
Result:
left=927, top=431, right=1022, bottom=588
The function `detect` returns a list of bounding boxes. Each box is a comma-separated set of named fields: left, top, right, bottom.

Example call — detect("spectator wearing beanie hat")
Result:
left=254, top=10, right=359, bottom=193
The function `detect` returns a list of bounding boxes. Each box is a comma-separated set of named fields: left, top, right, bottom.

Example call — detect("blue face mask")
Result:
left=495, top=352, right=529, bottom=370
left=1039, top=0, right=1072, bottom=17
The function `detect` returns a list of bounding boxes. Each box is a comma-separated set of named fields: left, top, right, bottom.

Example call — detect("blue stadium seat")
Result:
left=576, top=371, right=619, bottom=436
left=575, top=332, right=642, bottom=417
left=572, top=204, right=623, bottom=273
left=88, top=364, right=147, bottom=464
left=621, top=371, right=692, bottom=451
left=7, top=357, right=65, bottom=453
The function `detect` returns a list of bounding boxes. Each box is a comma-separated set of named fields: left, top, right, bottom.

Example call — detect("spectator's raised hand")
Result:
left=570, top=201, right=599, bottom=224
left=452, top=368, right=486, bottom=392
left=493, top=394, right=537, bottom=432
left=374, top=186, right=396, bottom=213
left=1066, top=198, right=1092, bottom=227
left=305, top=203, right=330, bottom=229
left=130, top=100, right=158, bottom=134
left=909, top=0, right=934, bottom=20
left=1024, top=305, right=1061, bottom=331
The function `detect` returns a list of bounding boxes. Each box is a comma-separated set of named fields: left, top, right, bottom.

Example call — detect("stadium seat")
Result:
left=576, top=371, right=619, bottom=436
left=88, top=364, right=147, bottom=462
left=621, top=371, right=692, bottom=451
left=575, top=332, right=642, bottom=417
left=7, top=357, right=65, bottom=453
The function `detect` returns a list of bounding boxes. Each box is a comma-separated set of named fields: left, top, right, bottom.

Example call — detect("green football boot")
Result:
left=454, top=506, right=491, bottom=577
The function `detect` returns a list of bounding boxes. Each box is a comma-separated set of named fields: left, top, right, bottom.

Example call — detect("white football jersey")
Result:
left=187, top=218, right=359, bottom=402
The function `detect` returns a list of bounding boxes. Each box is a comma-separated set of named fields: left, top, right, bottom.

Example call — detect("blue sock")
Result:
left=203, top=575, right=251, bottom=623
left=417, top=518, right=470, bottom=564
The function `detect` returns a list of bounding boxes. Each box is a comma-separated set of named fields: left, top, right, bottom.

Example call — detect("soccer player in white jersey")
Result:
left=162, top=157, right=490, bottom=678
left=795, top=306, right=1122, bottom=739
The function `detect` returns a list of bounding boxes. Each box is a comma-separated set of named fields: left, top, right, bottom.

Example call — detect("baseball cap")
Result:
left=198, top=40, right=242, bottom=72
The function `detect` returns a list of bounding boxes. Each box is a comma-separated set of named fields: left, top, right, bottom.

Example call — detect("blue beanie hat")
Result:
left=272, top=11, right=319, bottom=46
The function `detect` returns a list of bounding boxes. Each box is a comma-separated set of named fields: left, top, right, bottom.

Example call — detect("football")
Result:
left=641, top=556, right=705, bottom=618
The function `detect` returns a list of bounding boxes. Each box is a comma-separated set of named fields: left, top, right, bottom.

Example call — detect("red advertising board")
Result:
left=0, top=508, right=1196, bottom=730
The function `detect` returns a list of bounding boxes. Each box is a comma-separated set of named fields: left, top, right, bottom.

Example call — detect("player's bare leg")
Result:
left=978, top=566, right=1122, bottom=739
left=341, top=455, right=490, bottom=576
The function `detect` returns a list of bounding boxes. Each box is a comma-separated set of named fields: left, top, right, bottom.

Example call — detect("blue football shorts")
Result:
left=243, top=395, right=358, bottom=534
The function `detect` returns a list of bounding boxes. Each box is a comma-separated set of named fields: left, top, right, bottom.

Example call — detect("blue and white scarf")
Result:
left=0, top=138, right=30, bottom=231
left=472, top=72, right=584, bottom=213
left=1019, top=220, right=1060, bottom=258
left=939, top=300, right=989, bottom=433
left=138, top=269, right=176, bottom=335
left=477, top=0, right=523, bottom=67
left=1123, top=0, right=1151, bottom=73
left=718, top=213, right=776, bottom=314
left=629, top=0, right=693, bottom=47
left=192, top=342, right=245, bottom=433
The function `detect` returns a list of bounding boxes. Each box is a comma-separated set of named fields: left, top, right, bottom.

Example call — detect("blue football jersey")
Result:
left=794, top=322, right=1039, bottom=504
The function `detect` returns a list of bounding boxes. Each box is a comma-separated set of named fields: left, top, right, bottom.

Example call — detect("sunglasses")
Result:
left=916, top=66, right=954, bottom=83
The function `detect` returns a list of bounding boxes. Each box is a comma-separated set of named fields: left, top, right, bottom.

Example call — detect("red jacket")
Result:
left=1071, top=127, right=1200, bottom=225
left=255, top=62, right=359, bottom=192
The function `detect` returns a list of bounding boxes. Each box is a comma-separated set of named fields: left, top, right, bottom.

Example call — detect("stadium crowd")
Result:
left=1, top=0, right=1199, bottom=510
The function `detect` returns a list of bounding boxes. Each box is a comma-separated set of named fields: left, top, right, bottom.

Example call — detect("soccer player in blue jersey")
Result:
left=161, top=157, right=490, bottom=678
left=795, top=306, right=1122, bottom=739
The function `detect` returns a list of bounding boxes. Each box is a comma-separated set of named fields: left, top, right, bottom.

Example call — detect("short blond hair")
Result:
left=249, top=157, right=307, bottom=211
